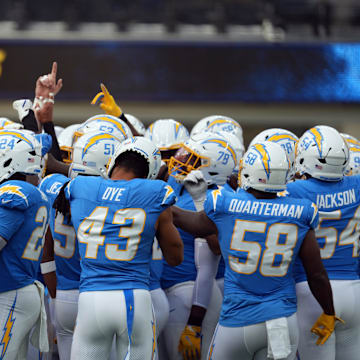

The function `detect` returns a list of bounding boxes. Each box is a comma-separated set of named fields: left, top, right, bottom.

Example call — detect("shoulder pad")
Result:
left=0, top=183, right=30, bottom=209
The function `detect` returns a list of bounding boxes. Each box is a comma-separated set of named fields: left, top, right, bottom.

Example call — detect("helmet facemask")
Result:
left=168, top=144, right=210, bottom=183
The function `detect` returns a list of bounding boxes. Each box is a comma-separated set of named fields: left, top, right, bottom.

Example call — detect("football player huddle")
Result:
left=0, top=62, right=359, bottom=360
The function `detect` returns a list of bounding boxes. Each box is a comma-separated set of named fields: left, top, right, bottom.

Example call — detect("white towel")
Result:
left=266, top=317, right=291, bottom=359
left=30, top=280, right=49, bottom=352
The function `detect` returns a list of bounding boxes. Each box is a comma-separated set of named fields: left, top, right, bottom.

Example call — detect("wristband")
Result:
left=43, top=98, right=55, bottom=104
left=33, top=96, right=55, bottom=111
left=40, top=260, right=56, bottom=274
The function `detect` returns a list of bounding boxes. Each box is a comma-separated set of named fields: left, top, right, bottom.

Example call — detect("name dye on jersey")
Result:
left=65, top=176, right=176, bottom=292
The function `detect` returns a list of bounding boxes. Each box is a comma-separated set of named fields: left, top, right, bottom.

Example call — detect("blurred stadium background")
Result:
left=0, top=0, right=360, bottom=146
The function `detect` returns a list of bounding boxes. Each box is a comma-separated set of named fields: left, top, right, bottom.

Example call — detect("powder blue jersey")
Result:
left=0, top=180, right=50, bottom=292
left=217, top=183, right=231, bottom=279
left=204, top=187, right=318, bottom=327
left=161, top=185, right=221, bottom=289
left=167, top=175, right=182, bottom=196
left=223, top=181, right=236, bottom=193
left=66, top=176, right=176, bottom=292
left=161, top=186, right=197, bottom=289
left=148, top=174, right=180, bottom=290
left=287, top=176, right=360, bottom=282
left=149, top=237, right=163, bottom=291
left=39, top=174, right=80, bottom=290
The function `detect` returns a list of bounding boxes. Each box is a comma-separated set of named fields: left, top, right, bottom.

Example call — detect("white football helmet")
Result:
left=107, top=137, right=161, bottom=180
left=58, top=124, right=81, bottom=163
left=241, top=141, right=290, bottom=192
left=168, top=131, right=237, bottom=185
left=0, top=129, right=43, bottom=182
left=70, top=131, right=123, bottom=179
left=213, top=130, right=245, bottom=171
left=145, top=119, right=189, bottom=151
left=74, top=114, right=132, bottom=145
left=296, top=125, right=349, bottom=181
left=190, top=115, right=243, bottom=144
left=249, top=128, right=298, bottom=179
left=345, top=146, right=360, bottom=176
left=341, top=133, right=360, bottom=148
left=55, top=126, right=64, bottom=138
left=0, top=117, right=23, bottom=130
left=125, top=114, right=146, bottom=136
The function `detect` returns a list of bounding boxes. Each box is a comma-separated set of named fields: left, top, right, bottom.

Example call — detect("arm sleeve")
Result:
left=22, top=110, right=39, bottom=133
left=43, top=122, right=62, bottom=161
left=192, top=238, right=220, bottom=308
left=0, top=207, right=25, bottom=242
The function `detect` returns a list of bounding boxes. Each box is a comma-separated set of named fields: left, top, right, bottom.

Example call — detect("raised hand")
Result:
left=91, top=83, right=122, bottom=117
left=35, top=61, right=63, bottom=99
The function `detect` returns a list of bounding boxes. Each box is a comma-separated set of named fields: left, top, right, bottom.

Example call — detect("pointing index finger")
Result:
left=51, top=62, right=57, bottom=79
left=100, top=83, right=110, bottom=97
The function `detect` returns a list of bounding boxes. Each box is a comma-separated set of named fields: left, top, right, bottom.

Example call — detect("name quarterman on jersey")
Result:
left=228, top=198, right=305, bottom=219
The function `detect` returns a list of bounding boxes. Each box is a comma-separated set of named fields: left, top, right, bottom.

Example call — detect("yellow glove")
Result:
left=178, top=325, right=201, bottom=360
left=91, top=83, right=122, bottom=117
left=311, top=313, right=344, bottom=345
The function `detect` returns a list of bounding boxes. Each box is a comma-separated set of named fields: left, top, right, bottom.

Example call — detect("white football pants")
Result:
left=71, top=289, right=156, bottom=360
left=27, top=293, right=56, bottom=360
left=151, top=287, right=170, bottom=336
left=216, top=278, right=224, bottom=297
left=55, top=289, right=79, bottom=360
left=151, top=287, right=170, bottom=360
left=163, top=280, right=222, bottom=360
left=296, top=280, right=360, bottom=360
left=207, top=313, right=299, bottom=360
left=0, top=284, right=41, bottom=360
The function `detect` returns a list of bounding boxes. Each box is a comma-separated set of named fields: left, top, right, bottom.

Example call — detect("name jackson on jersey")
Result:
left=316, top=189, right=356, bottom=209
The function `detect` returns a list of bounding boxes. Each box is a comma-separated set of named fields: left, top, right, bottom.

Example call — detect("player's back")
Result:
left=66, top=176, right=176, bottom=292
left=287, top=176, right=360, bottom=281
left=204, top=188, right=317, bottom=326
left=0, top=180, right=50, bottom=292
left=39, top=173, right=80, bottom=290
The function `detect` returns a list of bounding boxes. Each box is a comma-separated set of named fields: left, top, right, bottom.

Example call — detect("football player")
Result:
left=287, top=125, right=360, bottom=360
left=39, top=130, right=125, bottom=360
left=191, top=116, right=244, bottom=192
left=172, top=141, right=339, bottom=360
left=144, top=119, right=189, bottom=358
left=145, top=118, right=190, bottom=166
left=249, top=128, right=298, bottom=181
left=164, top=131, right=237, bottom=360
left=0, top=130, right=51, bottom=359
left=58, top=124, right=82, bottom=164
left=54, top=136, right=183, bottom=359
